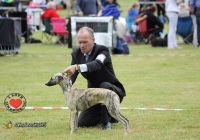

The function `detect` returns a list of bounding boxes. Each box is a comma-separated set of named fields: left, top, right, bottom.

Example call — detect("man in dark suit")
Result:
left=62, top=27, right=126, bottom=130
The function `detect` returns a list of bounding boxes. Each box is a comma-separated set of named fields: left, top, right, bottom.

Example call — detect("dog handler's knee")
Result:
left=99, top=82, right=123, bottom=103
left=99, top=82, right=111, bottom=90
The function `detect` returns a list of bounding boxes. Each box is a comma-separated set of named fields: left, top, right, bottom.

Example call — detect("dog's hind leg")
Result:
left=118, top=112, right=130, bottom=134
left=108, top=111, right=130, bottom=134
left=70, top=111, right=78, bottom=134
left=106, top=103, right=130, bottom=134
left=110, top=111, right=130, bottom=135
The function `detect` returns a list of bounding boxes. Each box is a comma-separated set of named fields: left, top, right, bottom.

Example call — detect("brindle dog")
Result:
left=45, top=73, right=130, bottom=135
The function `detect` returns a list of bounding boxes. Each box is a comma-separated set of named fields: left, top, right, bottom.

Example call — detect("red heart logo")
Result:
left=10, top=98, right=22, bottom=108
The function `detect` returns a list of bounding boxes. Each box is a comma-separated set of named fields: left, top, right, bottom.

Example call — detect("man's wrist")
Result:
left=75, top=64, right=80, bottom=72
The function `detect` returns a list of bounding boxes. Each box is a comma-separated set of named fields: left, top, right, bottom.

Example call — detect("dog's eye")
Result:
left=58, top=76, right=63, bottom=80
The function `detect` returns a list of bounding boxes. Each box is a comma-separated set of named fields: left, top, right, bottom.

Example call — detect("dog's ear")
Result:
left=66, top=74, right=71, bottom=80
left=56, top=73, right=63, bottom=80
left=62, top=72, right=71, bottom=81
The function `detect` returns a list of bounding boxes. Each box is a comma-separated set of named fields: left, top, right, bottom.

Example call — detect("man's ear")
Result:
left=92, top=37, right=95, bottom=43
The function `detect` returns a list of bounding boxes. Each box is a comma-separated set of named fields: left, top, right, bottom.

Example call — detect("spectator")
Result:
left=102, top=0, right=129, bottom=54
left=126, top=3, right=140, bottom=31
left=66, top=0, right=76, bottom=17
left=190, top=0, right=200, bottom=48
left=165, top=0, right=182, bottom=49
left=101, top=0, right=106, bottom=7
left=41, top=1, right=60, bottom=23
left=76, top=0, right=100, bottom=16
left=66, top=0, right=100, bottom=48
left=41, top=1, right=67, bottom=44
left=136, top=5, right=164, bottom=37
left=102, top=0, right=120, bottom=19
left=62, top=27, right=126, bottom=130
left=14, top=0, right=20, bottom=11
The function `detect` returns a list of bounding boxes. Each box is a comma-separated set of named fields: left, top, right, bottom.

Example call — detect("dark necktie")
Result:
left=85, top=54, right=89, bottom=62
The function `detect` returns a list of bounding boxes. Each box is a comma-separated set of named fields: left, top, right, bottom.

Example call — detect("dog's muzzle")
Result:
left=45, top=79, right=56, bottom=86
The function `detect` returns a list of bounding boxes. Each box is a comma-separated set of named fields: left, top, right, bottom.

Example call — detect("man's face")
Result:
left=77, top=30, right=95, bottom=54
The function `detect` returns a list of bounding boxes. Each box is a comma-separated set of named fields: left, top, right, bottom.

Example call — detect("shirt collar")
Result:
left=84, top=49, right=92, bottom=56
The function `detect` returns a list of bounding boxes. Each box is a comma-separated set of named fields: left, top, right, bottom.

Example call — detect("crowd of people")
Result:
left=1, top=0, right=199, bottom=49
left=126, top=0, right=200, bottom=49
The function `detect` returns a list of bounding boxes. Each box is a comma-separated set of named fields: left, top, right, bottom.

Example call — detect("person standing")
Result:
left=190, top=0, right=200, bottom=48
left=67, top=0, right=100, bottom=48
left=165, top=0, right=182, bottom=49
left=62, top=27, right=126, bottom=130
left=75, top=0, right=100, bottom=16
left=14, top=0, right=20, bottom=11
left=66, top=0, right=76, bottom=17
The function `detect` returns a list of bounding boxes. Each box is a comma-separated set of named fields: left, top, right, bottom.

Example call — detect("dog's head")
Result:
left=45, top=73, right=71, bottom=87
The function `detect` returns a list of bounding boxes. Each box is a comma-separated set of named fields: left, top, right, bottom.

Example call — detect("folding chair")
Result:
left=177, top=16, right=193, bottom=44
left=50, top=18, right=69, bottom=46
left=41, top=18, right=54, bottom=44
left=137, top=17, right=155, bottom=38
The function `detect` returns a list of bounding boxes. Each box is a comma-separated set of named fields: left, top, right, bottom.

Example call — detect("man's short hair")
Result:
left=78, top=27, right=94, bottom=38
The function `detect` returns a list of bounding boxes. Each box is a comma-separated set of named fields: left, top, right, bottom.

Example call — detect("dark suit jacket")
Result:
left=70, top=43, right=126, bottom=97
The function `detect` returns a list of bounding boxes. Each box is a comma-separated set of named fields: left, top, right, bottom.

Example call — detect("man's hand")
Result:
left=190, top=6, right=195, bottom=14
left=62, top=65, right=76, bottom=76
left=78, top=11, right=83, bottom=16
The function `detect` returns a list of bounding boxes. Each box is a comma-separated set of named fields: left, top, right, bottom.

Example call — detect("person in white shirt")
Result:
left=165, top=0, right=182, bottom=49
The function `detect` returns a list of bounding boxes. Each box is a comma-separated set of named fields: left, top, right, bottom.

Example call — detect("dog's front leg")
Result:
left=70, top=111, right=78, bottom=134
left=74, top=111, right=78, bottom=131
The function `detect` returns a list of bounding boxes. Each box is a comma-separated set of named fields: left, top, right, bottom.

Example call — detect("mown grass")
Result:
left=1, top=0, right=200, bottom=139
left=1, top=40, right=200, bottom=140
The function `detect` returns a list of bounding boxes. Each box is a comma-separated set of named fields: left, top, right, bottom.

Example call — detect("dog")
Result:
left=45, top=73, right=130, bottom=135
left=149, top=34, right=168, bottom=47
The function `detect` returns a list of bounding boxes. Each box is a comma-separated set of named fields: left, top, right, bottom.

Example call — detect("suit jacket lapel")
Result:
left=80, top=53, right=86, bottom=64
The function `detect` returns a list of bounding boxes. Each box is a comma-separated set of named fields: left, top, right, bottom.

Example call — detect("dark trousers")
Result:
left=156, top=4, right=165, bottom=16
left=196, top=8, right=200, bottom=46
left=66, top=16, right=72, bottom=48
left=78, top=82, right=124, bottom=127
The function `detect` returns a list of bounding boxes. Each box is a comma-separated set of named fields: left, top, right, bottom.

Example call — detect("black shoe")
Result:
left=101, top=122, right=111, bottom=130
left=30, top=38, right=42, bottom=43
left=110, top=117, right=118, bottom=123
left=25, top=38, right=30, bottom=43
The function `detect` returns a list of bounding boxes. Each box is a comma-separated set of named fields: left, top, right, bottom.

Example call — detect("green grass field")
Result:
left=1, top=0, right=200, bottom=139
